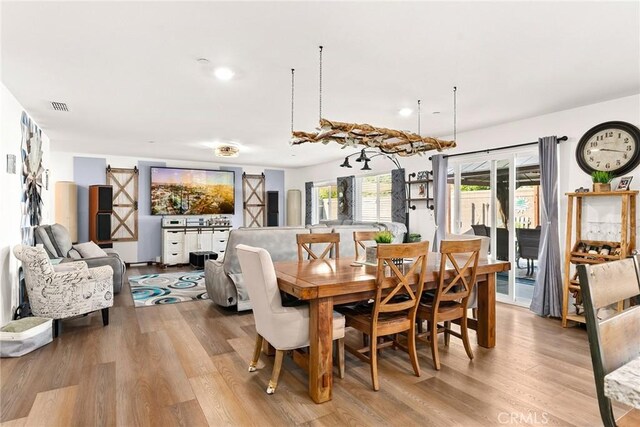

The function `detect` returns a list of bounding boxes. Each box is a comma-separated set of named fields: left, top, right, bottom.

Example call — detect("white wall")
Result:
left=0, top=83, right=51, bottom=325
left=49, top=151, right=292, bottom=263
left=290, top=94, right=640, bottom=249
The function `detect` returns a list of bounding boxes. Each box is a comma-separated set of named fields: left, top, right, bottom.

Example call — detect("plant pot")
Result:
left=365, top=245, right=403, bottom=267
left=407, top=235, right=421, bottom=243
left=593, top=183, right=611, bottom=193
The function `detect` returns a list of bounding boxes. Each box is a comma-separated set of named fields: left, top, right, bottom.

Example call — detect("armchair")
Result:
left=13, top=245, right=114, bottom=337
left=34, top=223, right=125, bottom=293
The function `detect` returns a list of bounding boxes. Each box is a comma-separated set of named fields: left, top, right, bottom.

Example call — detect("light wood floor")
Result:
left=0, top=265, right=633, bottom=426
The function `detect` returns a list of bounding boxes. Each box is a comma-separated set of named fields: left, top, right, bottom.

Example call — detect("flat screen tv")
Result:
left=150, top=167, right=235, bottom=215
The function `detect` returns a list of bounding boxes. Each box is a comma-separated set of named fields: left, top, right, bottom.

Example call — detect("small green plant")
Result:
left=591, top=171, right=613, bottom=184
left=374, top=231, right=394, bottom=244
left=408, top=233, right=421, bottom=242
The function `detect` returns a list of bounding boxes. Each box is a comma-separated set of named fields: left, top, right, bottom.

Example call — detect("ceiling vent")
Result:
left=50, top=101, right=69, bottom=112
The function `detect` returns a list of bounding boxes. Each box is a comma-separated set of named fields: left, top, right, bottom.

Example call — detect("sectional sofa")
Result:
left=204, top=221, right=406, bottom=311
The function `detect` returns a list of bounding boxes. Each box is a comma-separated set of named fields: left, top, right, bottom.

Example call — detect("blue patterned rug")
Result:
left=128, top=271, right=208, bottom=307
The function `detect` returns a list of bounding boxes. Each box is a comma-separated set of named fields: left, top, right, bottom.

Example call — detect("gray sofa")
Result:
left=204, top=221, right=406, bottom=311
left=34, top=224, right=126, bottom=294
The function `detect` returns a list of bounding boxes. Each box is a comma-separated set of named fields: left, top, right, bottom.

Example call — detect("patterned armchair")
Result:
left=13, top=245, right=114, bottom=336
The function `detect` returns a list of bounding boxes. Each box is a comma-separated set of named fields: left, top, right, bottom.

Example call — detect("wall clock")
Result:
left=576, top=121, right=640, bottom=176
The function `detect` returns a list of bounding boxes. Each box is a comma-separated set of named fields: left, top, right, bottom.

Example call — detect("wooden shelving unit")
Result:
left=562, top=190, right=637, bottom=327
left=406, top=172, right=434, bottom=210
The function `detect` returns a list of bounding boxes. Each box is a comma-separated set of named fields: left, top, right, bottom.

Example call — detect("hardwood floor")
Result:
left=0, top=265, right=633, bottom=426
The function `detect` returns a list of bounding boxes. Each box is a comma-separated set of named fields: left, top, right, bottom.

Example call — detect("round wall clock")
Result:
left=576, top=121, right=640, bottom=176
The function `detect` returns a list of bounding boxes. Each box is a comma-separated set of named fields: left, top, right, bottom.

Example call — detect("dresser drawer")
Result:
left=213, top=230, right=230, bottom=240
left=164, top=230, right=184, bottom=243
left=164, top=252, right=183, bottom=265
left=165, top=241, right=183, bottom=252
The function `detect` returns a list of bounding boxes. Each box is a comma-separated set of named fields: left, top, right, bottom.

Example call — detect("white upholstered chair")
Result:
left=236, top=244, right=346, bottom=394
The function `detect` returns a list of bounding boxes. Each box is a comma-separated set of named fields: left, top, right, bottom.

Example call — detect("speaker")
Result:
left=266, top=191, right=279, bottom=227
left=96, top=213, right=112, bottom=241
left=55, top=181, right=78, bottom=243
left=286, top=189, right=302, bottom=226
left=89, top=185, right=113, bottom=245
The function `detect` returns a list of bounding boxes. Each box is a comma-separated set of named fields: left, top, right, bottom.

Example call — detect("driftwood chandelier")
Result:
left=289, top=46, right=457, bottom=157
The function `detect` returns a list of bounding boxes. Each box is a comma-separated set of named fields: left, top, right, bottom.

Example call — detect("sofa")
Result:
left=34, top=224, right=126, bottom=294
left=205, top=221, right=406, bottom=311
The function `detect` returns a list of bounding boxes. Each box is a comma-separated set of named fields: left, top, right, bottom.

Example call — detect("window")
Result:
left=359, top=174, right=392, bottom=222
left=315, top=184, right=338, bottom=222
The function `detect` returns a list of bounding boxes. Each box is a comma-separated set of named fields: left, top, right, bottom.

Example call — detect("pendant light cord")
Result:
left=319, top=45, right=323, bottom=122
left=417, top=99, right=421, bottom=135
left=291, top=68, right=295, bottom=134
left=453, top=86, right=457, bottom=142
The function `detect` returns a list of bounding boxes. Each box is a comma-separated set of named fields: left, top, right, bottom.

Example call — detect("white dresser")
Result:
left=162, top=226, right=230, bottom=266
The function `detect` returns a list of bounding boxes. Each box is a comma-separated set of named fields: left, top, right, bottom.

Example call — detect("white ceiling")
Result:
left=2, top=1, right=639, bottom=168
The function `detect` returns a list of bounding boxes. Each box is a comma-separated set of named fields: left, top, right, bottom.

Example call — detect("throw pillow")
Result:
left=72, top=241, right=108, bottom=259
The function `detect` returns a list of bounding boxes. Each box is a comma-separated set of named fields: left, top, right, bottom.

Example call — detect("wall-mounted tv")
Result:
left=150, top=167, right=235, bottom=215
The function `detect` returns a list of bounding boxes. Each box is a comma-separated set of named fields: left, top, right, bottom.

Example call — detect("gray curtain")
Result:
left=391, top=168, right=407, bottom=224
left=431, top=155, right=448, bottom=252
left=530, top=136, right=563, bottom=317
left=304, top=182, right=313, bottom=225
left=337, top=176, right=355, bottom=221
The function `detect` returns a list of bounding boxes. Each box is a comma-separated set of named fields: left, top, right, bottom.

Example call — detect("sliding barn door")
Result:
left=106, top=166, right=138, bottom=241
left=242, top=173, right=266, bottom=227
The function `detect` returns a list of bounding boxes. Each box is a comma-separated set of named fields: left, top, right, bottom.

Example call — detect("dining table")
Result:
left=274, top=255, right=511, bottom=403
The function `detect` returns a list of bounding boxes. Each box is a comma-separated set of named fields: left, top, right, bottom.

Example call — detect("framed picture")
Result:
left=615, top=176, right=633, bottom=191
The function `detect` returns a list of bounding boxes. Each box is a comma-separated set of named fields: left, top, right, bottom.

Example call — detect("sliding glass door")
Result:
left=449, top=149, right=540, bottom=306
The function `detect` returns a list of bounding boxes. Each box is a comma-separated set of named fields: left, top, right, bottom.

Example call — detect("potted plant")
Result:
left=592, top=171, right=613, bottom=193
left=407, top=233, right=421, bottom=243
left=365, top=231, right=394, bottom=264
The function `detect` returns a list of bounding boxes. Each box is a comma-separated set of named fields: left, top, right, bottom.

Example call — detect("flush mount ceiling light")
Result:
left=214, top=144, right=240, bottom=158
left=398, top=108, right=413, bottom=117
left=289, top=46, right=457, bottom=157
left=214, top=67, right=234, bottom=81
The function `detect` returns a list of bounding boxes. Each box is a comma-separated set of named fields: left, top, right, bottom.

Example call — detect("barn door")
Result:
left=106, top=166, right=138, bottom=241
left=243, top=173, right=265, bottom=227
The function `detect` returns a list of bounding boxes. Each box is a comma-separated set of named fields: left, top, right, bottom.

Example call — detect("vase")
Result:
left=593, top=183, right=611, bottom=193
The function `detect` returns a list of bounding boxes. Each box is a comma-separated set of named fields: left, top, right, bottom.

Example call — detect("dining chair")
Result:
left=296, top=232, right=340, bottom=261
left=577, top=256, right=640, bottom=427
left=353, top=230, right=379, bottom=261
left=236, top=244, right=346, bottom=394
left=340, top=241, right=429, bottom=391
left=417, top=239, right=481, bottom=371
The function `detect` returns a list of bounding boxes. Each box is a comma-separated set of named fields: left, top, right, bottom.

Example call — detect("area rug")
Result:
left=128, top=271, right=208, bottom=307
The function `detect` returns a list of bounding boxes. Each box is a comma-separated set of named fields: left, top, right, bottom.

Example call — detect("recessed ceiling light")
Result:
left=398, top=108, right=413, bottom=117
left=432, top=111, right=441, bottom=115
left=148, top=140, right=156, bottom=144
left=214, top=67, right=234, bottom=81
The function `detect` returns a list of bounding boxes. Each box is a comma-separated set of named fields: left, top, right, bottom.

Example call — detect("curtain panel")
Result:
left=530, top=136, right=563, bottom=317
left=431, top=155, right=448, bottom=252
left=304, top=182, right=313, bottom=225
left=391, top=168, right=407, bottom=225
left=336, top=176, right=355, bottom=221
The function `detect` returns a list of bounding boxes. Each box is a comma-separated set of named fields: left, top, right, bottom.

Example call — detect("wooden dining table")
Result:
left=274, top=256, right=511, bottom=403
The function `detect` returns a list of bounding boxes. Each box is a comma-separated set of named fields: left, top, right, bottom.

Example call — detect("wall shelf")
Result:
left=406, top=172, right=434, bottom=211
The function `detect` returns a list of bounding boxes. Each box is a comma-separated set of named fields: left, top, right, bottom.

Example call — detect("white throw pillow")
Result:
left=72, top=241, right=108, bottom=258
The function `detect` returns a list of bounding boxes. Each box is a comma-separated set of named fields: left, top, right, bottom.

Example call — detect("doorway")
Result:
left=448, top=150, right=541, bottom=306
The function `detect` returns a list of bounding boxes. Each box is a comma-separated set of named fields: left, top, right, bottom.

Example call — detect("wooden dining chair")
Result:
left=296, top=233, right=340, bottom=261
left=417, top=239, right=481, bottom=371
left=577, top=256, right=640, bottom=427
left=340, top=241, right=429, bottom=391
left=353, top=230, right=379, bottom=261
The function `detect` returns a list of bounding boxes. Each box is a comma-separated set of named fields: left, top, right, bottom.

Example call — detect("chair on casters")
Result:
left=417, top=239, right=481, bottom=371
left=296, top=233, right=340, bottom=260
left=236, top=244, right=345, bottom=395
left=339, top=241, right=429, bottom=391
left=578, top=256, right=640, bottom=427
left=13, top=244, right=114, bottom=337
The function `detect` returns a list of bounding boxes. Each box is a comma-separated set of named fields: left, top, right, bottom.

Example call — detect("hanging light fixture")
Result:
left=361, top=159, right=372, bottom=171
left=290, top=46, right=457, bottom=156
left=340, top=157, right=352, bottom=168
left=355, top=149, right=370, bottom=163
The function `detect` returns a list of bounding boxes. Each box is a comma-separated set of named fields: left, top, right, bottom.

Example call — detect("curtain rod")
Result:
left=428, top=135, right=568, bottom=161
